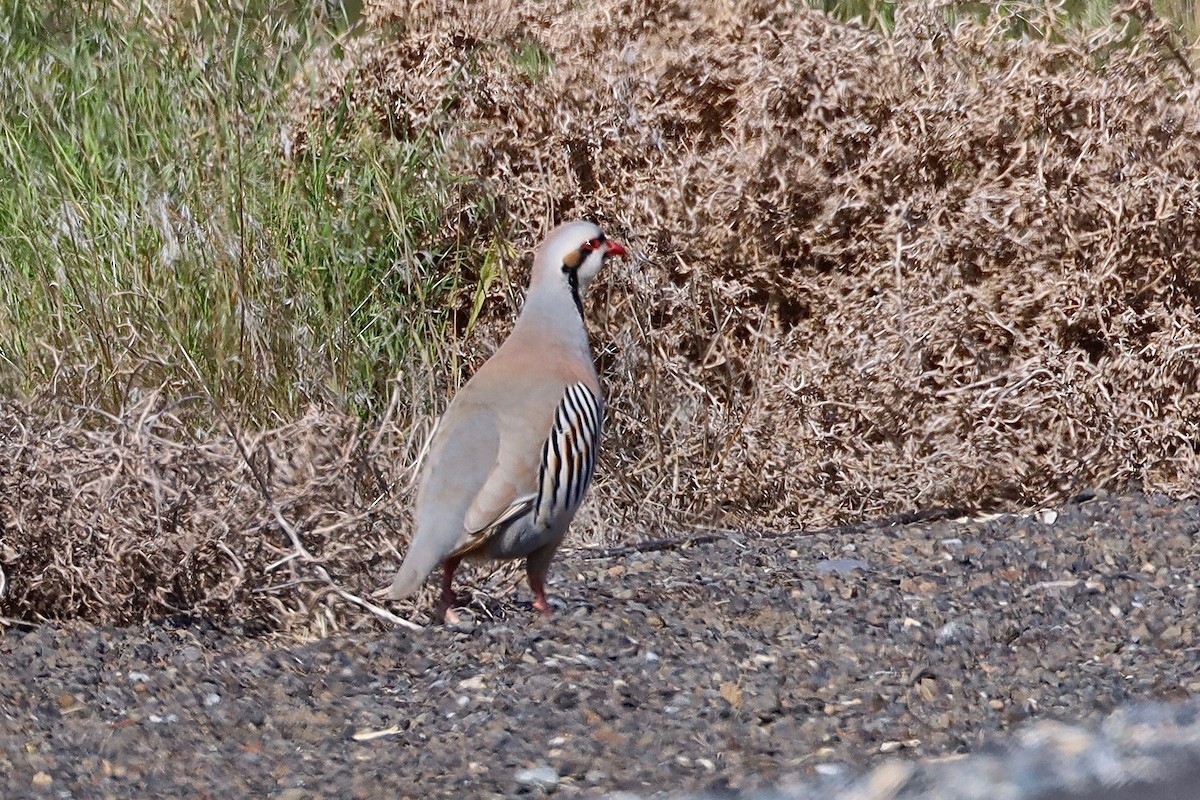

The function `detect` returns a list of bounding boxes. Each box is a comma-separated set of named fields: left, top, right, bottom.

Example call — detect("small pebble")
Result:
left=815, top=558, right=870, bottom=574
left=514, top=765, right=559, bottom=790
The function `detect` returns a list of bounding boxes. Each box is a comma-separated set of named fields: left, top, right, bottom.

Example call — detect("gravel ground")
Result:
left=2, top=490, right=1199, bottom=799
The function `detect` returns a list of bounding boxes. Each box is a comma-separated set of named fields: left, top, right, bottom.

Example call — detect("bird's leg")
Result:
left=437, top=556, right=463, bottom=624
left=528, top=570, right=552, bottom=615
left=525, top=543, right=560, bottom=616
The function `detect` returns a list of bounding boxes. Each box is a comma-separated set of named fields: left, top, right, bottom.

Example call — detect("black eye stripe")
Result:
left=579, top=235, right=605, bottom=254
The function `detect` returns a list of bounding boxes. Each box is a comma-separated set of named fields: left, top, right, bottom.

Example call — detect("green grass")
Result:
left=0, top=0, right=1194, bottom=428
left=0, top=0, right=478, bottom=425
left=812, top=0, right=1200, bottom=42
left=509, top=37, right=554, bottom=81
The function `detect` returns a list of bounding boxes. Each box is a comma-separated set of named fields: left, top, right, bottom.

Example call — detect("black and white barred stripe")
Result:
left=534, top=383, right=603, bottom=530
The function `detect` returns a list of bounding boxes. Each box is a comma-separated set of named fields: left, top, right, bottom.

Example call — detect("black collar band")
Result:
left=565, top=266, right=584, bottom=319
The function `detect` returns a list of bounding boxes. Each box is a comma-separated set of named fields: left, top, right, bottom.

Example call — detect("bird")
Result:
left=387, top=220, right=628, bottom=623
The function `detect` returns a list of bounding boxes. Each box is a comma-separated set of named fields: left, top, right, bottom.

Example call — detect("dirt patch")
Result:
left=2, top=492, right=1198, bottom=796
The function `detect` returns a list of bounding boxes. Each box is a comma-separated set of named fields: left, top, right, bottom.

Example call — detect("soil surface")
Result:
left=2, top=491, right=1198, bottom=799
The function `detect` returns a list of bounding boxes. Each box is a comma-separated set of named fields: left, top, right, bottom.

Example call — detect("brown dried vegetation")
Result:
left=0, top=397, right=419, bottom=631
left=3, top=0, right=1200, bottom=631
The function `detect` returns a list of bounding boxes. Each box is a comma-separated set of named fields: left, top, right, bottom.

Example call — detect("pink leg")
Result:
left=527, top=566, right=553, bottom=616
left=437, top=556, right=463, bottom=624
left=526, top=544, right=559, bottom=616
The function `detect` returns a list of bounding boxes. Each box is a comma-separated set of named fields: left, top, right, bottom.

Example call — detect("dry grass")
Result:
left=4, top=0, right=1200, bottom=632
left=301, top=0, right=1200, bottom=523
left=0, top=395, right=428, bottom=632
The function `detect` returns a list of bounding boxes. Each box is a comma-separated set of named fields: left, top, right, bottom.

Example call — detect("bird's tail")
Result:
left=385, top=546, right=439, bottom=600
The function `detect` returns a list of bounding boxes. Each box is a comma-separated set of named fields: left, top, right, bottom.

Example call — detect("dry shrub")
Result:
left=298, top=0, right=1200, bottom=526
left=4, top=0, right=1200, bottom=631
left=0, top=397, right=420, bottom=632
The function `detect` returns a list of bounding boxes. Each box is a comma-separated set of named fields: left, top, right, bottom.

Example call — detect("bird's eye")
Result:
left=580, top=237, right=602, bottom=253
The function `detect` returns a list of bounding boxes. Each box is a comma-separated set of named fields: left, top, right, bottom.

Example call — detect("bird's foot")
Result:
left=436, top=592, right=463, bottom=625
left=436, top=589, right=462, bottom=625
left=532, top=593, right=554, bottom=616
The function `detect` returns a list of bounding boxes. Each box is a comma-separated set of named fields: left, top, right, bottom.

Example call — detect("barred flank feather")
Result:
left=534, top=383, right=602, bottom=530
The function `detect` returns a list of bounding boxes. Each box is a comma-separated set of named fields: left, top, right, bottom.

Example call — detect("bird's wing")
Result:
left=460, top=381, right=602, bottom=542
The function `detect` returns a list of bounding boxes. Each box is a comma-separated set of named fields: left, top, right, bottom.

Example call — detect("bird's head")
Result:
left=532, top=220, right=628, bottom=304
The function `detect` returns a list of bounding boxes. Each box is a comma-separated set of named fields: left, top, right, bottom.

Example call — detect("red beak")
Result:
left=605, top=240, right=628, bottom=257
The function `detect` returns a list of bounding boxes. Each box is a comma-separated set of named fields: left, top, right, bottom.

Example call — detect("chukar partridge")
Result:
left=388, top=220, right=627, bottom=622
